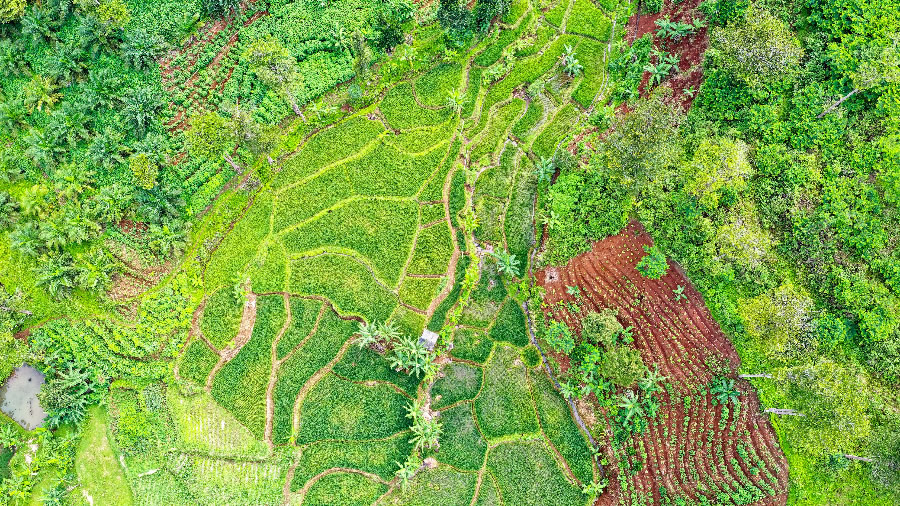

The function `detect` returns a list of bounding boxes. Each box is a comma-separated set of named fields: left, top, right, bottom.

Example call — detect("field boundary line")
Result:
left=277, top=301, right=327, bottom=365
left=265, top=293, right=294, bottom=447
left=291, top=341, right=355, bottom=441
left=205, top=291, right=258, bottom=392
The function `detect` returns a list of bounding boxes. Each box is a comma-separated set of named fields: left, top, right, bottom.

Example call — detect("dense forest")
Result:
left=0, top=0, right=898, bottom=504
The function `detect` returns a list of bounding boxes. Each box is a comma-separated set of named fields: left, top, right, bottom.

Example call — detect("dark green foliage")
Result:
left=486, top=440, right=583, bottom=504
left=275, top=298, right=323, bottom=359
left=179, top=340, right=218, bottom=385
left=636, top=244, right=669, bottom=279
left=531, top=373, right=594, bottom=485
left=290, top=435, right=413, bottom=489
left=474, top=345, right=538, bottom=438
left=435, top=403, right=487, bottom=470
left=333, top=344, right=421, bottom=396
left=450, top=327, right=493, bottom=364
left=203, top=0, right=240, bottom=18
left=521, top=344, right=541, bottom=368
left=432, top=362, right=483, bottom=409
left=273, top=311, right=354, bottom=444
left=200, top=287, right=243, bottom=349
left=488, top=300, right=529, bottom=347
left=211, top=295, right=286, bottom=438
left=303, top=472, right=387, bottom=506
left=296, top=374, right=409, bottom=443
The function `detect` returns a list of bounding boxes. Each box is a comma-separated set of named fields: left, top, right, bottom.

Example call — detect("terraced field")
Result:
left=537, top=222, right=789, bottom=505
left=164, top=0, right=627, bottom=503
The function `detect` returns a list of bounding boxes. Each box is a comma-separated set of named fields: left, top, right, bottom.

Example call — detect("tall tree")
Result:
left=0, top=0, right=26, bottom=24
left=708, top=5, right=804, bottom=87
left=243, top=37, right=306, bottom=118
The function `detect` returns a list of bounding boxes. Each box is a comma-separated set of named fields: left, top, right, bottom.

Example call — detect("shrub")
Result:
left=521, top=345, right=541, bottom=368
left=636, top=244, right=669, bottom=279
left=544, top=320, right=574, bottom=354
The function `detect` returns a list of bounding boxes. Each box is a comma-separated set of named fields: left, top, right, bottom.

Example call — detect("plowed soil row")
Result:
left=537, top=222, right=788, bottom=505
left=160, top=5, right=268, bottom=133
left=629, top=0, right=708, bottom=110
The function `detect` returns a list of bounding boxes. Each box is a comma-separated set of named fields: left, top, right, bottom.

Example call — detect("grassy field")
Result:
left=2, top=0, right=619, bottom=502
left=75, top=406, right=134, bottom=506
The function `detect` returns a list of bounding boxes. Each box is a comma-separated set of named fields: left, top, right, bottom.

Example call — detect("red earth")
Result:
left=537, top=222, right=788, bottom=506
left=628, top=0, right=709, bottom=110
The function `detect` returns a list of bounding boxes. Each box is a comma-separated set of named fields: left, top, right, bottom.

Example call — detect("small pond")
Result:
left=0, top=365, right=47, bottom=431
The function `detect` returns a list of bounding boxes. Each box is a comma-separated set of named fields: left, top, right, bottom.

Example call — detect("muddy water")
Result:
left=0, top=365, right=47, bottom=430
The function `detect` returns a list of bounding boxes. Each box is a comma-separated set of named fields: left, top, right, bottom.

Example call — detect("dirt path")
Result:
left=205, top=291, right=258, bottom=391
left=264, top=294, right=293, bottom=447
left=290, top=337, right=356, bottom=439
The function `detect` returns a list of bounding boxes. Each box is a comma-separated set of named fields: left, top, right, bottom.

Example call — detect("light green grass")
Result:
left=291, top=433, right=413, bottom=489
left=432, top=362, right=483, bottom=409
left=530, top=372, right=594, bottom=485
left=296, top=374, right=409, bottom=444
left=168, top=389, right=270, bottom=459
left=487, top=440, right=584, bottom=505
left=378, top=465, right=478, bottom=506
left=303, top=472, right=387, bottom=506
left=289, top=254, right=397, bottom=322
left=434, top=403, right=487, bottom=471
left=75, top=406, right=134, bottom=506
left=399, top=276, right=444, bottom=312
left=407, top=222, right=454, bottom=275
left=474, top=345, right=539, bottom=439
left=179, top=340, right=219, bottom=385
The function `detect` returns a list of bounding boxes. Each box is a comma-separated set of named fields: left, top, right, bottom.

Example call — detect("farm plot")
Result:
left=176, top=0, right=621, bottom=502
left=204, top=99, right=460, bottom=324
left=536, top=222, right=789, bottom=505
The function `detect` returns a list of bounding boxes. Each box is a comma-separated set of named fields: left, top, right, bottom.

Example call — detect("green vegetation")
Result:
left=9, top=0, right=888, bottom=502
left=303, top=472, right=387, bottom=506
left=475, top=345, right=539, bottom=439
left=75, top=406, right=134, bottom=506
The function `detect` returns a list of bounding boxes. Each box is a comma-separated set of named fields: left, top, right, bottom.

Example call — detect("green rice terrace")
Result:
left=2, top=0, right=900, bottom=504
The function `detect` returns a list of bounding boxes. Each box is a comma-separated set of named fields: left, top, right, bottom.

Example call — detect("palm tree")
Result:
left=490, top=250, right=521, bottom=277
left=23, top=75, right=62, bottom=114
left=398, top=44, right=417, bottom=71
left=710, top=377, right=740, bottom=406
left=534, top=156, right=555, bottom=184
left=20, top=5, right=54, bottom=46
left=122, top=86, right=163, bottom=138
left=618, top=391, right=644, bottom=424
left=34, top=253, right=80, bottom=299
left=378, top=321, right=401, bottom=343
left=40, top=485, right=67, bottom=506
left=410, top=415, right=442, bottom=451
left=122, top=28, right=166, bottom=71
left=23, top=128, right=60, bottom=169
left=356, top=321, right=380, bottom=348
left=88, top=127, right=127, bottom=170
left=330, top=22, right=351, bottom=53
left=446, top=89, right=465, bottom=115
left=0, top=191, right=17, bottom=229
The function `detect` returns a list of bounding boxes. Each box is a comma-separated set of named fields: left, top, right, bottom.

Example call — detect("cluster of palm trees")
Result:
left=0, top=2, right=194, bottom=299
left=357, top=320, right=438, bottom=380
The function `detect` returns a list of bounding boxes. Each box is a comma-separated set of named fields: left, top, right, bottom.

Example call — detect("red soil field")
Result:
left=629, top=0, right=709, bottom=110
left=537, top=222, right=788, bottom=505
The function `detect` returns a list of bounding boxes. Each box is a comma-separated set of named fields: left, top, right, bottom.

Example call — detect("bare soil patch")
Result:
left=537, top=222, right=788, bottom=505
left=629, top=0, right=709, bottom=110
